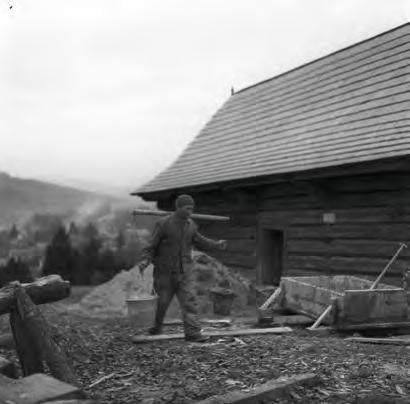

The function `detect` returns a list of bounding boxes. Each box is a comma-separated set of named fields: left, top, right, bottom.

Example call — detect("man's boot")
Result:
left=185, top=334, right=209, bottom=343
left=148, top=325, right=162, bottom=335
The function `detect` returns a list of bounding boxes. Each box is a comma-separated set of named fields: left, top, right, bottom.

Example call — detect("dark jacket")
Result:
left=142, top=213, right=221, bottom=274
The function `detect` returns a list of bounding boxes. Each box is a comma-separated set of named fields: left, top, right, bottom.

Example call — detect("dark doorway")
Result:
left=258, top=228, right=284, bottom=285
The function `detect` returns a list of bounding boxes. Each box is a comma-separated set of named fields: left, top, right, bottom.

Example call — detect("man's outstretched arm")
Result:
left=193, top=229, right=227, bottom=251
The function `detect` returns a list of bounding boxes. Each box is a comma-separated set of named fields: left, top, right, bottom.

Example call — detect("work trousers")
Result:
left=153, top=269, right=201, bottom=337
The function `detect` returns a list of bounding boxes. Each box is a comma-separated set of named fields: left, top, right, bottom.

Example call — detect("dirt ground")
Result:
left=0, top=287, right=409, bottom=404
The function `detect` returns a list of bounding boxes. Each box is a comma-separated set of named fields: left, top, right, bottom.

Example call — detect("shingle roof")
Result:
left=136, top=24, right=410, bottom=195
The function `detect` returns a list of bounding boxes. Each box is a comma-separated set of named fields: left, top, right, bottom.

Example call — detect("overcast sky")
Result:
left=0, top=0, right=409, bottom=195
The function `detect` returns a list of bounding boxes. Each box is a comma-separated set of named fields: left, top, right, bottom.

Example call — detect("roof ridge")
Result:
left=236, top=22, right=410, bottom=95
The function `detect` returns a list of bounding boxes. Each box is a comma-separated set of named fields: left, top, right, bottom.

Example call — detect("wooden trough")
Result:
left=280, top=276, right=410, bottom=330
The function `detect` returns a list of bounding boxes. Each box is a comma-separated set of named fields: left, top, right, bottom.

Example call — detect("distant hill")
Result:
left=0, top=172, right=139, bottom=228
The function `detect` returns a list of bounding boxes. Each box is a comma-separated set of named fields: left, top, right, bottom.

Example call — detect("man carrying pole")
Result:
left=138, top=194, right=227, bottom=342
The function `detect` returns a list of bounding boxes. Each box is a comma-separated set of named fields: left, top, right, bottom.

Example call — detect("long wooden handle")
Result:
left=308, top=305, right=332, bottom=330
left=259, top=287, right=282, bottom=310
left=132, top=209, right=230, bottom=222
left=370, top=242, right=407, bottom=289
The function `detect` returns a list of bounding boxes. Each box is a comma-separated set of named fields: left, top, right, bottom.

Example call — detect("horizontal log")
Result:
left=259, top=171, right=410, bottom=200
left=259, top=206, right=410, bottom=226
left=202, top=225, right=257, bottom=240
left=288, top=223, right=410, bottom=241
left=287, top=255, right=408, bottom=276
left=0, top=275, right=70, bottom=316
left=287, top=239, right=410, bottom=259
left=259, top=188, right=410, bottom=210
left=216, top=253, right=257, bottom=269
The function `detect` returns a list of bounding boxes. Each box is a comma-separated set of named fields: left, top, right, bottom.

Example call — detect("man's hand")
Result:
left=138, top=260, right=150, bottom=274
left=218, top=240, right=228, bottom=250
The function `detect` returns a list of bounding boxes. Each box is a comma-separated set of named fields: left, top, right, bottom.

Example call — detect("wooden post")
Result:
left=14, top=284, right=79, bottom=387
left=9, top=309, right=44, bottom=376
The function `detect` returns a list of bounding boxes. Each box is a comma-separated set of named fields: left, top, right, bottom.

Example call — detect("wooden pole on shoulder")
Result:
left=132, top=209, right=230, bottom=222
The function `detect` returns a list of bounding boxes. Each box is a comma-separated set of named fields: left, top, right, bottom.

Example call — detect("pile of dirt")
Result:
left=71, top=264, right=154, bottom=317
left=73, top=252, right=252, bottom=318
left=192, top=251, right=252, bottom=314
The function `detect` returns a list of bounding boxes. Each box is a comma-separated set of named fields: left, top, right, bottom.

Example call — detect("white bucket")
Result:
left=126, top=295, right=158, bottom=328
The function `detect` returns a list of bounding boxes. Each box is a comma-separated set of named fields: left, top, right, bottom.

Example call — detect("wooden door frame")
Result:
left=256, top=223, right=287, bottom=285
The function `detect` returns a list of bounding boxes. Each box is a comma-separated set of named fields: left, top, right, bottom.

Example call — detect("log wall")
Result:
left=157, top=162, right=410, bottom=285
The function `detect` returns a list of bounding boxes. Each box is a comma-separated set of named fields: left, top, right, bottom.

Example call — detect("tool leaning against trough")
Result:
left=308, top=241, right=408, bottom=330
left=136, top=194, right=228, bottom=343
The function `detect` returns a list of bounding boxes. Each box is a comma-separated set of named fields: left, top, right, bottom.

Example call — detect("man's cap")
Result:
left=175, top=194, right=195, bottom=208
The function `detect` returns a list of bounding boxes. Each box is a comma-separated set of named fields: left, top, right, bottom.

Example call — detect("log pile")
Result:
left=0, top=275, right=89, bottom=403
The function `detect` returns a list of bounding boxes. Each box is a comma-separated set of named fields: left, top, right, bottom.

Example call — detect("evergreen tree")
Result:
left=83, top=222, right=98, bottom=241
left=0, top=258, right=33, bottom=287
left=9, top=224, right=18, bottom=240
left=42, top=226, right=78, bottom=281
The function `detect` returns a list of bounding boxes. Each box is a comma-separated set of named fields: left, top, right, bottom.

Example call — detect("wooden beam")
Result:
left=132, top=209, right=230, bottom=222
left=10, top=309, right=44, bottom=376
left=132, top=326, right=292, bottom=343
left=0, top=275, right=70, bottom=316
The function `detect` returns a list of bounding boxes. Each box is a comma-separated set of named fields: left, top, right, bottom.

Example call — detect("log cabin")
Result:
left=133, top=23, right=410, bottom=287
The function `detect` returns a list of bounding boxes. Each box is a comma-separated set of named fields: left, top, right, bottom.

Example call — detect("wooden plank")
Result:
left=132, top=326, right=292, bottom=343
left=337, top=321, right=410, bottom=330
left=42, top=401, right=96, bottom=404
left=195, top=373, right=319, bottom=404
left=346, top=337, right=410, bottom=345
left=164, top=319, right=232, bottom=327
left=0, top=373, right=85, bottom=404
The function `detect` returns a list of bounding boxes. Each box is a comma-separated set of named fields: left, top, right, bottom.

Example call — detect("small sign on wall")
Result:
left=323, top=212, right=336, bottom=224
